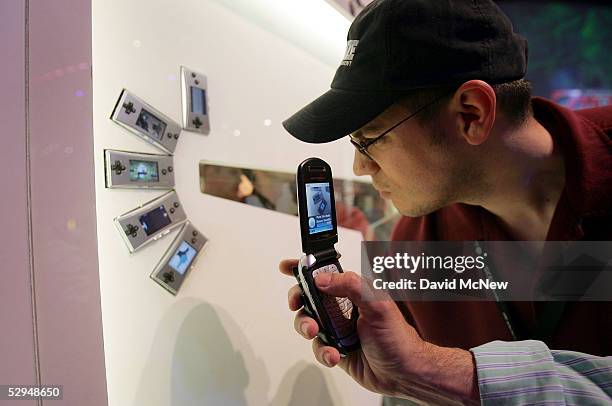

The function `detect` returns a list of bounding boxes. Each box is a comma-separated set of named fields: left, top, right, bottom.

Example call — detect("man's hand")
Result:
left=280, top=259, right=479, bottom=405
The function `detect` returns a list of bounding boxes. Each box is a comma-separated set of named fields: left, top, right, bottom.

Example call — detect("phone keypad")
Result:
left=312, top=264, right=355, bottom=338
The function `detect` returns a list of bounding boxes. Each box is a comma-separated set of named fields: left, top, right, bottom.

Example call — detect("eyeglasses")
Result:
left=349, top=93, right=448, bottom=161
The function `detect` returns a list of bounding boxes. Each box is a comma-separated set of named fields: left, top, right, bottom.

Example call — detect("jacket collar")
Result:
left=532, top=97, right=612, bottom=218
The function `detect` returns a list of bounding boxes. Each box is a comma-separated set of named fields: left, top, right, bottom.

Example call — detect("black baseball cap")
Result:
left=283, top=0, right=528, bottom=144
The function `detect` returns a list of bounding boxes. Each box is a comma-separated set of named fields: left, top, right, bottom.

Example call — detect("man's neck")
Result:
left=473, top=116, right=566, bottom=241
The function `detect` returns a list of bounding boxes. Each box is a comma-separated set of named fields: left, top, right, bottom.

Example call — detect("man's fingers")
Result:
left=314, top=271, right=392, bottom=320
left=288, top=284, right=303, bottom=311
left=279, top=259, right=299, bottom=277
left=293, top=309, right=318, bottom=339
left=312, top=337, right=341, bottom=368
left=314, top=271, right=365, bottom=306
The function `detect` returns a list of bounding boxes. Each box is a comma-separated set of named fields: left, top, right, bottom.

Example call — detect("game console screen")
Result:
left=129, top=160, right=159, bottom=182
left=305, top=182, right=333, bottom=235
left=191, top=87, right=207, bottom=115
left=168, top=240, right=197, bottom=275
left=135, top=108, right=167, bottom=140
left=139, top=205, right=171, bottom=236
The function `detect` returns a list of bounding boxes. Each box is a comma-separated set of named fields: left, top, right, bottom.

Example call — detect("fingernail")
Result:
left=315, top=273, right=332, bottom=288
left=300, top=322, right=310, bottom=336
left=323, top=352, right=332, bottom=367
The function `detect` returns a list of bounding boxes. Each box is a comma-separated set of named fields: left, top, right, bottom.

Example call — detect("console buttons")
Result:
left=168, top=166, right=173, bottom=173
left=191, top=238, right=197, bottom=244
left=192, top=117, right=202, bottom=129
left=174, top=133, right=179, bottom=139
left=162, top=272, right=175, bottom=283
left=192, top=230, right=198, bottom=236
left=173, top=202, right=179, bottom=208
left=162, top=169, right=167, bottom=175
left=170, top=208, right=175, bottom=214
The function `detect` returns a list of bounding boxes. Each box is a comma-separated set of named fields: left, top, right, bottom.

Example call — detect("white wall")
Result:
left=92, top=0, right=379, bottom=405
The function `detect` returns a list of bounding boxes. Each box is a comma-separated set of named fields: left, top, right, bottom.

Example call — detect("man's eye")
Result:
left=358, top=136, right=376, bottom=143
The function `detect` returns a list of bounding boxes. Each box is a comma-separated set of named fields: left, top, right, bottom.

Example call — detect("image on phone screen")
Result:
left=305, top=182, right=333, bottom=235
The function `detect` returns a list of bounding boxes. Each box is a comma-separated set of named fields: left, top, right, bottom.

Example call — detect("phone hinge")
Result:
left=313, top=247, right=340, bottom=262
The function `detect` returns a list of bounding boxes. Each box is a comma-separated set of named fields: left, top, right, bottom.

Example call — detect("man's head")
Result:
left=351, top=78, right=533, bottom=216
left=282, top=0, right=530, bottom=216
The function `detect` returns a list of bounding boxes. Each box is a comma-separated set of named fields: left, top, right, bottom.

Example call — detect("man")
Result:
left=280, top=0, right=612, bottom=404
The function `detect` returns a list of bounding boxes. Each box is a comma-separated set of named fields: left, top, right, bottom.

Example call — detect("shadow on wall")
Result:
left=133, top=300, right=342, bottom=405
left=133, top=300, right=264, bottom=405
left=270, top=361, right=339, bottom=406
left=170, top=303, right=252, bottom=405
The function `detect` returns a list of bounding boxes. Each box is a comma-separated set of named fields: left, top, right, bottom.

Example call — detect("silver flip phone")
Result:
left=294, top=157, right=360, bottom=355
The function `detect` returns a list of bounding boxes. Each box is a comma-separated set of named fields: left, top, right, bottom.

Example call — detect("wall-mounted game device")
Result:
left=114, top=190, right=187, bottom=253
left=180, top=66, right=210, bottom=134
left=150, top=221, right=207, bottom=295
left=111, top=89, right=181, bottom=154
left=105, top=149, right=174, bottom=189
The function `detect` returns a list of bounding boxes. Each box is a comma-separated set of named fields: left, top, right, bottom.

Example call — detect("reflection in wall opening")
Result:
left=198, top=162, right=399, bottom=240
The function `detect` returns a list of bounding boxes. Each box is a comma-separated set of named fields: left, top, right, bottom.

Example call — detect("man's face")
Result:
left=352, top=103, right=481, bottom=217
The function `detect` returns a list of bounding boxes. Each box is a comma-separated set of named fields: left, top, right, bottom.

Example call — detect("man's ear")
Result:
left=450, top=80, right=496, bottom=146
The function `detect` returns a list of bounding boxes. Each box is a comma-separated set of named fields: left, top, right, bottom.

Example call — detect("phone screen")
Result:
left=305, top=182, right=333, bottom=235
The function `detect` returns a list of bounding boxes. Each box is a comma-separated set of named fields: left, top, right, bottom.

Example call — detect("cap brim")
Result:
left=282, top=88, right=398, bottom=144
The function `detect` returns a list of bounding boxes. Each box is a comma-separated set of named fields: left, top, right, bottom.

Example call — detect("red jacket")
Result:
left=391, top=97, right=612, bottom=355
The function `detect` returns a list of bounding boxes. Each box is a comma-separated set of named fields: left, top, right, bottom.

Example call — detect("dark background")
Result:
left=498, top=1, right=612, bottom=108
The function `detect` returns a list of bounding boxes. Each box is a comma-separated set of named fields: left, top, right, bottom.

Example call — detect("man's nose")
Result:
left=353, top=149, right=379, bottom=176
